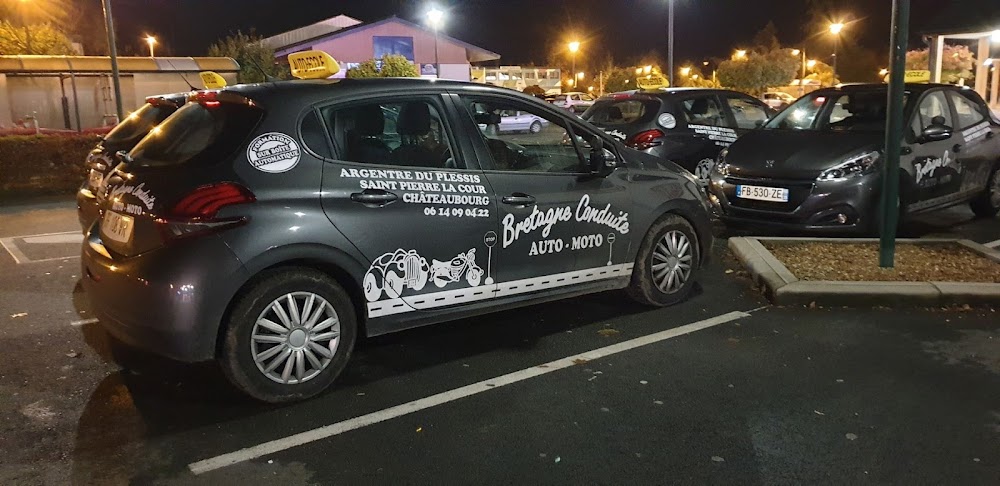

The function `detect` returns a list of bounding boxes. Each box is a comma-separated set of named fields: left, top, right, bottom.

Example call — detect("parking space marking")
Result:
left=188, top=309, right=751, bottom=475
left=985, top=239, right=1000, bottom=249
left=0, top=230, right=82, bottom=264
left=70, top=318, right=99, bottom=327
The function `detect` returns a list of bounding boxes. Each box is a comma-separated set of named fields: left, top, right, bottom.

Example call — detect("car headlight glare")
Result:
left=817, top=151, right=879, bottom=181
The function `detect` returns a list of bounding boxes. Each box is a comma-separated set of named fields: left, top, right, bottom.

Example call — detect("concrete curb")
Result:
left=729, top=237, right=1000, bottom=307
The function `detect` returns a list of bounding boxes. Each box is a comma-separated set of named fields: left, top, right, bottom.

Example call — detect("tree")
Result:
left=603, top=67, right=636, bottom=93
left=345, top=54, right=419, bottom=78
left=905, top=45, right=975, bottom=83
left=0, top=21, right=75, bottom=55
left=522, top=85, right=546, bottom=96
left=752, top=21, right=781, bottom=53
left=208, top=31, right=287, bottom=84
left=804, top=59, right=837, bottom=87
left=717, top=49, right=797, bottom=96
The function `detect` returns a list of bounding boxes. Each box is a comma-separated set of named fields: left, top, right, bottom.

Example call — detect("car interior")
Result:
left=330, top=101, right=456, bottom=169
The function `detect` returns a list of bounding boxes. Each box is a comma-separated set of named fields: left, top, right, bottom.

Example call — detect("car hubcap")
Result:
left=694, top=159, right=714, bottom=183
left=652, top=230, right=693, bottom=294
left=990, top=171, right=1000, bottom=208
left=251, top=292, right=340, bottom=385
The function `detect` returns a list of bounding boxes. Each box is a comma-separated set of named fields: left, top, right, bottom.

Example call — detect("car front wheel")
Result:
left=970, top=164, right=1000, bottom=219
left=220, top=268, right=357, bottom=403
left=626, top=214, right=700, bottom=306
left=529, top=121, right=542, bottom=133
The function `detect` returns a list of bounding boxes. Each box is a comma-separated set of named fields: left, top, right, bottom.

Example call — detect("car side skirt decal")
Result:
left=366, top=262, right=635, bottom=318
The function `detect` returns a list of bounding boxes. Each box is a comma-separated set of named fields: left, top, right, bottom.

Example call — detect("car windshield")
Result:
left=103, top=102, right=176, bottom=147
left=583, top=98, right=660, bottom=126
left=764, top=90, right=907, bottom=132
left=128, top=102, right=263, bottom=167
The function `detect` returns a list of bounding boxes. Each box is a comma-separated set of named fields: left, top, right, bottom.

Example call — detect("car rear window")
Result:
left=584, top=98, right=659, bottom=126
left=128, top=102, right=263, bottom=167
left=103, top=103, right=175, bottom=148
left=555, top=95, right=567, bottom=101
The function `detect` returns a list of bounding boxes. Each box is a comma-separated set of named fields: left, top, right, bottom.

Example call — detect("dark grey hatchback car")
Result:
left=83, top=60, right=712, bottom=402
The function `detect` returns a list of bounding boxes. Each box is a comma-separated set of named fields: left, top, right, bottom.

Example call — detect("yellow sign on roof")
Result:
left=199, top=71, right=227, bottom=89
left=636, top=73, right=669, bottom=90
left=288, top=50, right=340, bottom=80
left=904, top=70, right=931, bottom=83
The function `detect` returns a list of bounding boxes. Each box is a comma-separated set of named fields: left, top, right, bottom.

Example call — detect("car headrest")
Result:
left=353, top=104, right=385, bottom=136
left=397, top=102, right=432, bottom=136
left=607, top=106, right=624, bottom=120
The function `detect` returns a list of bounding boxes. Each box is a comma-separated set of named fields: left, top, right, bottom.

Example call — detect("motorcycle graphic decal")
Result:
left=431, top=249, right=484, bottom=288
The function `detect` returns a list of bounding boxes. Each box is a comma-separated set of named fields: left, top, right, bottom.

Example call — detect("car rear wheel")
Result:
left=970, top=164, right=1000, bottom=219
left=220, top=268, right=357, bottom=403
left=626, top=214, right=700, bottom=306
left=529, top=121, right=542, bottom=133
left=694, top=158, right=715, bottom=183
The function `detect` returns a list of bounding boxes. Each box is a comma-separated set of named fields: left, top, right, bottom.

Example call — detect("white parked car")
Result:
left=553, top=92, right=595, bottom=112
left=498, top=110, right=548, bottom=133
left=761, top=91, right=796, bottom=110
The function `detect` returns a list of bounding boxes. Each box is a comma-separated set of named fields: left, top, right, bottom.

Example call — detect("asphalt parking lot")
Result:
left=1, top=197, right=998, bottom=485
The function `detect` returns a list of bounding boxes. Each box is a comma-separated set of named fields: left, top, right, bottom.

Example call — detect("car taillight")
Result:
left=189, top=90, right=254, bottom=109
left=156, top=182, right=255, bottom=240
left=626, top=129, right=665, bottom=151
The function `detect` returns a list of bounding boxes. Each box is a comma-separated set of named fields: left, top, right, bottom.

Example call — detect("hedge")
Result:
left=0, top=134, right=100, bottom=200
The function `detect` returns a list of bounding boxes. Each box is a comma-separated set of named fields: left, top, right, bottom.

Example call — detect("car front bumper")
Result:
left=707, top=171, right=881, bottom=233
left=81, top=231, right=249, bottom=362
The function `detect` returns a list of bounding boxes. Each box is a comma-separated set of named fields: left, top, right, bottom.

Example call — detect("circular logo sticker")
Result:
left=657, top=113, right=677, bottom=130
left=247, top=132, right=301, bottom=173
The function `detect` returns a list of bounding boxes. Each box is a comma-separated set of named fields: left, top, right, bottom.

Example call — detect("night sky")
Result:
left=103, top=0, right=999, bottom=79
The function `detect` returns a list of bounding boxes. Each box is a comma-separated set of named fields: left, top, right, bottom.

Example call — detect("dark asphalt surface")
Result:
left=0, top=198, right=998, bottom=485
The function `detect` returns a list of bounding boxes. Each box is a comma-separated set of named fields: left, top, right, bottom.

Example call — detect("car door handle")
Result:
left=501, top=193, right=536, bottom=206
left=350, top=189, right=398, bottom=205
left=952, top=144, right=962, bottom=153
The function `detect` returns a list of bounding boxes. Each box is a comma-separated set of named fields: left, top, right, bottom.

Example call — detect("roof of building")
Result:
left=268, top=15, right=501, bottom=63
left=0, top=56, right=240, bottom=74
left=262, top=15, right=363, bottom=51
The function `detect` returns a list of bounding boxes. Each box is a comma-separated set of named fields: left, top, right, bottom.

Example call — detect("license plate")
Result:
left=101, top=211, right=134, bottom=244
left=88, top=169, right=104, bottom=190
left=735, top=184, right=789, bottom=202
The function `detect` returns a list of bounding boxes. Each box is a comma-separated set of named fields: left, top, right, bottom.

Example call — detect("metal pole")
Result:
left=832, top=38, right=838, bottom=83
left=800, top=50, right=806, bottom=96
left=879, top=0, right=910, bottom=268
left=433, top=31, right=439, bottom=78
left=102, top=0, right=124, bottom=121
left=70, top=71, right=82, bottom=132
left=571, top=53, right=576, bottom=89
left=667, top=0, right=674, bottom=87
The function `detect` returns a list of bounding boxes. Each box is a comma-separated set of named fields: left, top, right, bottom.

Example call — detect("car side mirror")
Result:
left=588, top=138, right=617, bottom=177
left=919, top=123, right=952, bottom=143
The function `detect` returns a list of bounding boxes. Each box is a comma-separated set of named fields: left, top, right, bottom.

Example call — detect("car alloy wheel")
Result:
left=251, top=292, right=341, bottom=384
left=989, top=170, right=1000, bottom=209
left=970, top=165, right=1000, bottom=218
left=694, top=158, right=715, bottom=183
left=529, top=121, right=542, bottom=133
left=651, top=230, right=693, bottom=294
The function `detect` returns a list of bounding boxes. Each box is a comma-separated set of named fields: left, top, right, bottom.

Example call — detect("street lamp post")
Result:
left=102, top=0, right=124, bottom=122
left=829, top=22, right=845, bottom=83
left=792, top=48, right=807, bottom=95
left=568, top=41, right=580, bottom=89
left=667, top=0, right=674, bottom=88
left=426, top=7, right=445, bottom=78
left=145, top=35, right=156, bottom=57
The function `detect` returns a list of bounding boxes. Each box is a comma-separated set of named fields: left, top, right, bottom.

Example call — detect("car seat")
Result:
left=688, top=98, right=721, bottom=126
left=345, top=104, right=390, bottom=164
left=390, top=102, right=446, bottom=168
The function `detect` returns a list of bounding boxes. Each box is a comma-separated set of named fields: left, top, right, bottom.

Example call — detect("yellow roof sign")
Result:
left=904, top=70, right=930, bottom=83
left=636, top=73, right=669, bottom=90
left=288, top=50, right=340, bottom=80
left=199, top=71, right=227, bottom=89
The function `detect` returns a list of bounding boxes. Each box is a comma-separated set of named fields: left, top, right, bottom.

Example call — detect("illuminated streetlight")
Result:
left=635, top=67, right=642, bottom=75
left=144, top=35, right=156, bottom=57
left=735, top=50, right=747, bottom=60
left=691, top=74, right=699, bottom=80
left=568, top=40, right=581, bottom=88
left=829, top=22, right=844, bottom=35
left=577, top=72, right=585, bottom=80
left=807, top=59, right=817, bottom=69
left=992, top=30, right=1000, bottom=42
left=426, top=6, right=446, bottom=78
left=643, top=65, right=652, bottom=74
left=984, top=58, right=994, bottom=67
left=791, top=49, right=800, bottom=56
left=879, top=68, right=889, bottom=76
left=679, top=66, right=691, bottom=77
left=829, top=22, right=845, bottom=82
left=702, top=60, right=709, bottom=66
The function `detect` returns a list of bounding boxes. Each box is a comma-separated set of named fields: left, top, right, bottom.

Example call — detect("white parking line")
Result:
left=70, top=318, right=99, bottom=327
left=0, top=230, right=82, bottom=264
left=188, top=310, right=751, bottom=475
left=985, top=239, right=1000, bottom=249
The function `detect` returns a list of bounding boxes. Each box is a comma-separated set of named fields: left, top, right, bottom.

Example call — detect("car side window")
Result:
left=947, top=91, right=986, bottom=129
left=725, top=96, right=769, bottom=129
left=681, top=96, right=726, bottom=127
left=461, top=96, right=587, bottom=173
left=300, top=110, right=333, bottom=159
left=909, top=91, right=953, bottom=138
left=321, top=99, right=461, bottom=169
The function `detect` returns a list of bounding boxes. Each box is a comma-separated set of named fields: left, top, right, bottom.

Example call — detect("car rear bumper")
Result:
left=707, top=171, right=880, bottom=234
left=81, top=232, right=248, bottom=362
left=76, top=186, right=100, bottom=233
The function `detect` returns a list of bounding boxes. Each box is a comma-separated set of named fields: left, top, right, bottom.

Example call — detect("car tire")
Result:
left=694, top=158, right=715, bottom=183
left=969, top=164, right=1000, bottom=219
left=529, top=121, right=542, bottom=133
left=626, top=214, right=700, bottom=307
left=219, top=268, right=357, bottom=403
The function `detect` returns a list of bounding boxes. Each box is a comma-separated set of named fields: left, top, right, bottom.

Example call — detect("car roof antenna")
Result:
left=246, top=57, right=277, bottom=82
left=177, top=73, right=197, bottom=91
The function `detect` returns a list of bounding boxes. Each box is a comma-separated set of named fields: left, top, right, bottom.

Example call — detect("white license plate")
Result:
left=735, top=184, right=789, bottom=202
left=88, top=169, right=104, bottom=190
left=101, top=211, right=134, bottom=243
